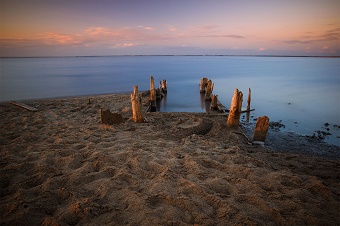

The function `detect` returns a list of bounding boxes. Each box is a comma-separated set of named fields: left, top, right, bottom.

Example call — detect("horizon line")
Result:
left=1, top=54, right=339, bottom=58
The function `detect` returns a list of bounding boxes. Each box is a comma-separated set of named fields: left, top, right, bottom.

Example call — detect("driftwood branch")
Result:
left=10, top=102, right=38, bottom=112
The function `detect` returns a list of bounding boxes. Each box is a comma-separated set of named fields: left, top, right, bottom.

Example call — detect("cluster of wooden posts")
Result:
left=102, top=75, right=269, bottom=144
left=200, top=77, right=269, bottom=144
left=149, top=76, right=167, bottom=112
left=130, top=76, right=167, bottom=122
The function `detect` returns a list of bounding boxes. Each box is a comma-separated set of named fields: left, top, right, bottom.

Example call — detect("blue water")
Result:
left=1, top=56, right=339, bottom=146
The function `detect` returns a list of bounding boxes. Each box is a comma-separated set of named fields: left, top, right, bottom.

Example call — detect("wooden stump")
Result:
left=100, top=109, right=124, bottom=125
left=160, top=79, right=167, bottom=93
left=227, top=88, right=243, bottom=127
left=130, top=85, right=145, bottom=122
left=211, top=94, right=218, bottom=110
left=204, top=79, right=214, bottom=100
left=252, top=116, right=269, bottom=143
left=150, top=76, right=156, bottom=112
left=200, top=77, right=208, bottom=93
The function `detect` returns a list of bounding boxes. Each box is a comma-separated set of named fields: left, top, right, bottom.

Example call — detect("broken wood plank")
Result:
left=10, top=102, right=38, bottom=112
left=225, top=108, right=255, bottom=113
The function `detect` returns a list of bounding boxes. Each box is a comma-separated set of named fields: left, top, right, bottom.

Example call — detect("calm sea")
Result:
left=1, top=56, right=339, bottom=146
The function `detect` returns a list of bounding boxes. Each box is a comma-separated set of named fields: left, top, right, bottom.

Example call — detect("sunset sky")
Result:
left=1, top=0, right=339, bottom=57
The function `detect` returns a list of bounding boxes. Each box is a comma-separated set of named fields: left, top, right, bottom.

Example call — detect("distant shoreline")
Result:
left=1, top=55, right=339, bottom=59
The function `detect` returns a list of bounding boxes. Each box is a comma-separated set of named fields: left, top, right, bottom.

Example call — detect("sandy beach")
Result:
left=1, top=93, right=339, bottom=225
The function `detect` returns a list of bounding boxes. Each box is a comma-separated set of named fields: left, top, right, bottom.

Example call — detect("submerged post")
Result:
left=252, top=116, right=269, bottom=144
left=211, top=94, right=218, bottom=110
left=200, top=77, right=208, bottom=93
left=204, top=79, right=214, bottom=100
left=150, top=76, right=156, bottom=112
left=131, top=85, right=145, bottom=122
left=227, top=88, right=243, bottom=127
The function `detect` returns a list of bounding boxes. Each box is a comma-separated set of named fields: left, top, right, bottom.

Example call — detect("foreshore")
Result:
left=1, top=93, right=339, bottom=225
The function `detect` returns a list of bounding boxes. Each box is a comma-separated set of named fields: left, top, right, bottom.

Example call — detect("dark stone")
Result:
left=100, top=109, right=124, bottom=125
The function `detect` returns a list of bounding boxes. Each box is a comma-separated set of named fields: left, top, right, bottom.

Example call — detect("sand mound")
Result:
left=1, top=94, right=339, bottom=225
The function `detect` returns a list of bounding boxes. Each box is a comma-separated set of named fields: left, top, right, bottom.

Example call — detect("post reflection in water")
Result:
left=200, top=93, right=211, bottom=113
left=156, top=93, right=167, bottom=112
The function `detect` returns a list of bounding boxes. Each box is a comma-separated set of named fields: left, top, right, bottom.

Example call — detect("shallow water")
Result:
left=1, top=56, right=339, bottom=145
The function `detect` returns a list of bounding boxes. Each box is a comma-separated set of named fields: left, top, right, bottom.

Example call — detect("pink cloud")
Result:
left=42, top=32, right=82, bottom=45
left=111, top=43, right=136, bottom=48
left=258, top=47, right=266, bottom=51
left=35, top=26, right=173, bottom=48
left=168, top=26, right=177, bottom=32
left=144, top=27, right=155, bottom=31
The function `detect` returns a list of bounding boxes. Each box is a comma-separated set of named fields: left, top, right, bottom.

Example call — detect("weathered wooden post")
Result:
left=150, top=76, right=156, bottom=112
left=211, top=94, right=218, bottom=110
left=247, top=88, right=251, bottom=112
left=246, top=111, right=250, bottom=122
left=204, top=79, right=214, bottom=100
left=160, top=80, right=167, bottom=93
left=200, top=77, right=208, bottom=93
left=252, top=116, right=269, bottom=143
left=131, top=85, right=145, bottom=122
left=227, top=88, right=243, bottom=127
left=246, top=88, right=251, bottom=122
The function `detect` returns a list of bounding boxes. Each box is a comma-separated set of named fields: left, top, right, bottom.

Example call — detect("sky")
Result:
left=1, top=0, right=339, bottom=57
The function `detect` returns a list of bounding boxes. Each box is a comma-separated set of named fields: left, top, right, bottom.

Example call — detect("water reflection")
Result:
left=199, top=93, right=211, bottom=113
left=156, top=93, right=167, bottom=112
left=157, top=91, right=212, bottom=113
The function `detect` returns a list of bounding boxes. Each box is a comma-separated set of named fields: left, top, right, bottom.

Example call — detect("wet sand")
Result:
left=0, top=93, right=339, bottom=225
